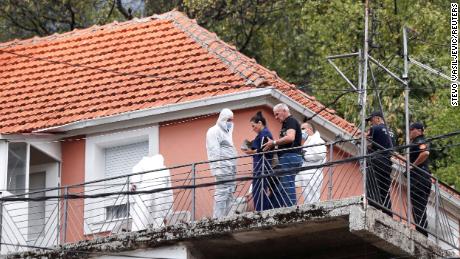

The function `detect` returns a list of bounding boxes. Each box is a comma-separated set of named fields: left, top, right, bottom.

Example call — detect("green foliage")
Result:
left=0, top=0, right=457, bottom=189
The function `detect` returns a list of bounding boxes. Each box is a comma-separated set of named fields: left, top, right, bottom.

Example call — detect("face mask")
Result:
left=226, top=122, right=233, bottom=132
left=302, top=130, right=309, bottom=141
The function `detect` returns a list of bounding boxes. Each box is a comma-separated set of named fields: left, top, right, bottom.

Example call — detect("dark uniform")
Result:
left=367, top=123, right=393, bottom=216
left=409, top=134, right=431, bottom=237
left=275, top=116, right=302, bottom=207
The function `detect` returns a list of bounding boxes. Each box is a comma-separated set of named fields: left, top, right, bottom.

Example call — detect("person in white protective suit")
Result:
left=206, top=108, right=238, bottom=218
left=296, top=122, right=327, bottom=203
left=130, top=154, right=173, bottom=231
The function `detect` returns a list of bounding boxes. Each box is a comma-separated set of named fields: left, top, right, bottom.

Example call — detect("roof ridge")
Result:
left=155, top=11, right=271, bottom=88
left=154, top=11, right=357, bottom=133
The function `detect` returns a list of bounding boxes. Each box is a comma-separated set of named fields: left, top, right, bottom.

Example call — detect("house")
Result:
left=0, top=11, right=458, bottom=258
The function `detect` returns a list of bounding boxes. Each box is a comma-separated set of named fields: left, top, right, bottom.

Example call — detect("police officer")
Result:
left=409, top=122, right=431, bottom=237
left=366, top=111, right=393, bottom=216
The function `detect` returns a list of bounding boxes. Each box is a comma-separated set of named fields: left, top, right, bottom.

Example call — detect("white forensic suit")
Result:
left=206, top=108, right=237, bottom=218
left=130, top=154, right=173, bottom=231
left=296, top=131, right=327, bottom=203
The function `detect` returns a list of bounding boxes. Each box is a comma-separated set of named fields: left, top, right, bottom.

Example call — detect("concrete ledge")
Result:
left=349, top=205, right=454, bottom=259
left=10, top=197, right=454, bottom=259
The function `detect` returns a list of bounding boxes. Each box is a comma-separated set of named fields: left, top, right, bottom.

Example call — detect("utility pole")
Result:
left=360, top=0, right=370, bottom=209
left=402, top=27, right=411, bottom=226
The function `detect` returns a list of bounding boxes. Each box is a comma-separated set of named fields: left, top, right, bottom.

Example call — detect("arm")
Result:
left=206, top=129, right=221, bottom=169
left=366, top=128, right=373, bottom=149
left=243, top=149, right=257, bottom=155
left=262, top=129, right=295, bottom=151
left=413, top=144, right=429, bottom=166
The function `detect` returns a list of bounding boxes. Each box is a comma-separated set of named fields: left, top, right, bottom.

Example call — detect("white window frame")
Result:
left=0, top=140, right=60, bottom=253
left=84, top=126, right=159, bottom=234
left=85, top=126, right=158, bottom=183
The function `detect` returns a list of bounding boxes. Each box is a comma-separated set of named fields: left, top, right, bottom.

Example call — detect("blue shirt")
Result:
left=251, top=127, right=273, bottom=174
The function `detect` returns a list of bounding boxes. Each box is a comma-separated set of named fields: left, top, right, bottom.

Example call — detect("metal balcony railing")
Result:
left=0, top=138, right=458, bottom=255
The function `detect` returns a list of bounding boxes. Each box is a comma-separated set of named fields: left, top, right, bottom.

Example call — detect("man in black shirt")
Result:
left=263, top=103, right=302, bottom=207
left=366, top=111, right=393, bottom=216
left=409, top=122, right=431, bottom=237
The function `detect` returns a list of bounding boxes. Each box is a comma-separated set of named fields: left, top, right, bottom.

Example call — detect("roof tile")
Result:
left=0, top=11, right=356, bottom=134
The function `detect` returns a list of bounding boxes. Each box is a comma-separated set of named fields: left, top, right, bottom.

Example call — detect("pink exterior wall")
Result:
left=159, top=106, right=364, bottom=219
left=59, top=106, right=364, bottom=237
left=159, top=106, right=281, bottom=219
left=56, top=109, right=459, bottom=250
left=61, top=137, right=85, bottom=243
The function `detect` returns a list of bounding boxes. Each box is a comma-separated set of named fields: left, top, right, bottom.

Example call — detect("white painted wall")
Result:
left=94, top=244, right=194, bottom=259
left=84, top=126, right=159, bottom=234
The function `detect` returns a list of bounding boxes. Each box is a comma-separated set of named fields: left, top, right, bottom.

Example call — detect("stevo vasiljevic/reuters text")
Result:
left=452, top=3, right=458, bottom=106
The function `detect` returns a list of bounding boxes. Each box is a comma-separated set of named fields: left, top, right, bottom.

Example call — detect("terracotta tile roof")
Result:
left=0, top=11, right=356, bottom=134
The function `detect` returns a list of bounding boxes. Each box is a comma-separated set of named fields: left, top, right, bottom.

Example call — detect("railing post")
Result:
left=406, top=157, right=411, bottom=227
left=328, top=143, right=334, bottom=200
left=126, top=176, right=131, bottom=231
left=0, top=192, right=3, bottom=252
left=398, top=170, right=402, bottom=222
left=435, top=179, right=440, bottom=245
left=63, top=187, right=68, bottom=244
left=191, top=163, right=196, bottom=222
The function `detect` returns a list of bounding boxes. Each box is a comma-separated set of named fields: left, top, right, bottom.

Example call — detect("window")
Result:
left=104, top=141, right=149, bottom=177
left=106, top=204, right=129, bottom=220
left=84, top=126, right=159, bottom=233
left=7, top=142, right=27, bottom=194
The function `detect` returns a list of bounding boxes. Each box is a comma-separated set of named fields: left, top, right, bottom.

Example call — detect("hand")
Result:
left=262, top=140, right=275, bottom=151
left=243, top=149, right=254, bottom=155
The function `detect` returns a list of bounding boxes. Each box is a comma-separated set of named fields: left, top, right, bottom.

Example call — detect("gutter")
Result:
left=31, top=88, right=355, bottom=145
left=34, top=88, right=273, bottom=133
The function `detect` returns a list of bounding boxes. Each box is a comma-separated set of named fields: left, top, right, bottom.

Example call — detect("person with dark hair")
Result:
left=242, top=111, right=280, bottom=211
left=366, top=111, right=393, bottom=217
left=409, top=122, right=431, bottom=237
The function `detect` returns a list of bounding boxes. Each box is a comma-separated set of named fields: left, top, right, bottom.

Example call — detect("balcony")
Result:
left=0, top=139, right=458, bottom=258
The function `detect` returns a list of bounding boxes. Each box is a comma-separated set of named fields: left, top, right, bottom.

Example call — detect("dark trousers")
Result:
left=272, top=153, right=302, bottom=207
left=410, top=169, right=431, bottom=237
left=366, top=155, right=393, bottom=216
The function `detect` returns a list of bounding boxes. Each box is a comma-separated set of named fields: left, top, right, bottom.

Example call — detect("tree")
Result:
left=0, top=0, right=457, bottom=189
left=0, top=0, right=123, bottom=42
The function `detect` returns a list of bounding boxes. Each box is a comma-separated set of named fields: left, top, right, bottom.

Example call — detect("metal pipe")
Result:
left=435, top=179, right=440, bottom=245
left=328, top=143, right=334, bottom=200
left=327, top=59, right=358, bottom=90
left=327, top=52, right=359, bottom=60
left=361, top=0, right=370, bottom=208
left=358, top=49, right=362, bottom=105
left=403, top=27, right=411, bottom=226
left=191, top=163, right=196, bottom=222
left=410, top=58, right=453, bottom=82
left=368, top=55, right=406, bottom=85
left=126, top=176, right=131, bottom=231
left=0, top=192, right=3, bottom=252
left=63, top=187, right=68, bottom=244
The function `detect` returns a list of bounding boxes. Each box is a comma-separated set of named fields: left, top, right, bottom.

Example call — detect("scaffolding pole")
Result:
left=361, top=0, right=370, bottom=209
